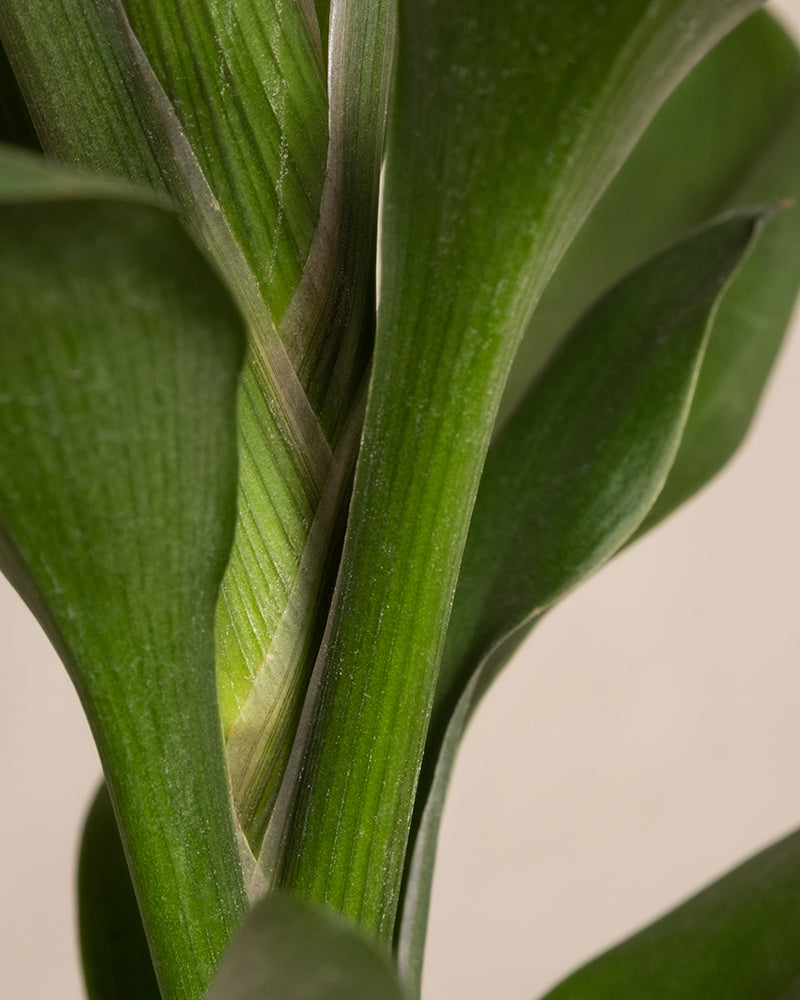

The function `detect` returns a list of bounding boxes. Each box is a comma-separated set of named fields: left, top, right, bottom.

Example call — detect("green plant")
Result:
left=2, top=1, right=800, bottom=998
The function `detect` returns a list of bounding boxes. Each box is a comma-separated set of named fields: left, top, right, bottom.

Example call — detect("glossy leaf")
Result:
left=206, top=893, right=407, bottom=1000
left=539, top=827, right=800, bottom=1000
left=0, top=152, right=248, bottom=1000
left=78, top=784, right=160, bottom=1000
left=277, top=0, right=761, bottom=941
left=395, top=209, right=767, bottom=992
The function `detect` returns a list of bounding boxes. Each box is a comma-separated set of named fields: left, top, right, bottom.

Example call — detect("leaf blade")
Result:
left=276, top=0, right=762, bottom=941
left=0, top=154, right=248, bottom=1000
left=206, top=892, right=407, bottom=1000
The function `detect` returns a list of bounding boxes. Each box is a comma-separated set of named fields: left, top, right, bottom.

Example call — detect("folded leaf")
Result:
left=206, top=892, right=407, bottom=1000
left=0, top=151, right=247, bottom=1000
left=539, top=827, right=800, bottom=1000
left=277, top=0, right=761, bottom=941
left=78, top=784, right=160, bottom=1000
left=393, top=209, right=767, bottom=991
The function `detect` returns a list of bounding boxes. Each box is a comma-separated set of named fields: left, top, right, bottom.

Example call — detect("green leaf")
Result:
left=500, top=10, right=800, bottom=420
left=78, top=784, right=160, bottom=1000
left=395, top=209, right=768, bottom=992
left=219, top=0, right=395, bottom=862
left=637, top=89, right=800, bottom=532
left=276, top=0, right=761, bottom=942
left=539, top=827, right=800, bottom=1000
left=206, top=893, right=407, bottom=1000
left=0, top=151, right=247, bottom=1000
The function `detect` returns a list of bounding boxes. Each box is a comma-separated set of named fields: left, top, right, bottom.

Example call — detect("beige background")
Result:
left=2, top=3, right=800, bottom=997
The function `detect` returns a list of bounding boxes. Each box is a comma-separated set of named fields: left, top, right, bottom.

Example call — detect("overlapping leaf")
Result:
left=395, top=209, right=768, bottom=992
left=395, top=13, right=800, bottom=984
left=0, top=150, right=248, bottom=1000
left=539, top=827, right=800, bottom=1000
left=0, top=0, right=395, bottom=875
left=276, top=0, right=761, bottom=942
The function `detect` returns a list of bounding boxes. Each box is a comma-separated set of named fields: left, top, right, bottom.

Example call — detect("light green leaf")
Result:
left=78, top=784, right=160, bottom=1000
left=206, top=892, right=407, bottom=1000
left=500, top=10, right=800, bottom=419
left=395, top=209, right=768, bottom=993
left=276, top=0, right=761, bottom=941
left=539, top=827, right=800, bottom=1000
left=0, top=38, right=38, bottom=150
left=220, top=0, right=395, bottom=861
left=0, top=152, right=247, bottom=1000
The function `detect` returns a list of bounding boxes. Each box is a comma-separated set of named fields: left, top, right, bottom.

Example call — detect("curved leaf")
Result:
left=78, top=784, right=160, bottom=1000
left=206, top=892, right=407, bottom=1000
left=539, top=827, right=800, bottom=1000
left=500, top=10, right=800, bottom=419
left=395, top=209, right=768, bottom=991
left=276, top=0, right=762, bottom=940
left=0, top=151, right=248, bottom=1000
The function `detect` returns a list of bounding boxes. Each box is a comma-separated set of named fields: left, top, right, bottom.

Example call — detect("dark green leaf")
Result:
left=395, top=209, right=767, bottom=991
left=206, top=893, right=407, bottom=1000
left=500, top=10, right=800, bottom=420
left=277, top=0, right=762, bottom=942
left=78, top=784, right=160, bottom=1000
left=539, top=827, right=800, bottom=1000
left=638, top=90, right=800, bottom=532
left=0, top=151, right=248, bottom=1000
left=0, top=38, right=39, bottom=150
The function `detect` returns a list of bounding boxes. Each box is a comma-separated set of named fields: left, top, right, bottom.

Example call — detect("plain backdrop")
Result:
left=2, top=2, right=800, bottom=998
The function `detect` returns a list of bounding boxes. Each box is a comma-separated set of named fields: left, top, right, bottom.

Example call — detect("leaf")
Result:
left=0, top=151, right=248, bottom=1000
left=396, top=14, right=800, bottom=983
left=220, top=0, right=396, bottom=860
left=637, top=87, right=800, bottom=532
left=0, top=37, right=39, bottom=150
left=500, top=10, right=800, bottom=420
left=206, top=892, right=407, bottom=1000
left=394, top=209, right=768, bottom=993
left=275, top=0, right=762, bottom=942
left=78, top=784, right=160, bottom=1000
left=120, top=0, right=328, bottom=327
left=538, top=827, right=800, bottom=1000
left=1, top=0, right=393, bottom=866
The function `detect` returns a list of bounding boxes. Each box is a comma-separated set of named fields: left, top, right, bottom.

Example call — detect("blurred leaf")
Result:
left=121, top=0, right=328, bottom=326
left=500, top=10, right=800, bottom=419
left=539, top=827, right=800, bottom=1000
left=206, top=893, right=406, bottom=1000
left=0, top=151, right=247, bottom=1000
left=276, top=0, right=762, bottom=941
left=78, top=784, right=160, bottom=1000
left=395, top=209, right=767, bottom=991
